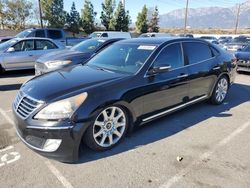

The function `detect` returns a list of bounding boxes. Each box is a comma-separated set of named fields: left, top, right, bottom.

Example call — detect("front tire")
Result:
left=84, top=105, right=129, bottom=151
left=210, top=76, right=229, bottom=105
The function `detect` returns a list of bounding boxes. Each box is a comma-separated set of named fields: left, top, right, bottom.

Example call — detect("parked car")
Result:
left=13, top=38, right=236, bottom=162
left=199, top=36, right=219, bottom=45
left=11, top=28, right=86, bottom=46
left=139, top=33, right=173, bottom=38
left=178, top=34, right=194, bottom=38
left=218, top=36, right=232, bottom=44
left=0, top=38, right=64, bottom=73
left=89, top=31, right=131, bottom=39
left=35, top=38, right=123, bottom=75
left=223, top=36, right=250, bottom=52
left=235, top=44, right=250, bottom=72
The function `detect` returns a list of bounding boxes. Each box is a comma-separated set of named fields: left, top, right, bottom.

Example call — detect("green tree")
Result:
left=100, top=0, right=115, bottom=30
left=41, top=0, right=66, bottom=28
left=136, top=5, right=148, bottom=33
left=66, top=2, right=81, bottom=35
left=148, top=6, right=159, bottom=32
left=4, top=0, right=32, bottom=30
left=81, top=0, right=96, bottom=34
left=113, top=1, right=130, bottom=31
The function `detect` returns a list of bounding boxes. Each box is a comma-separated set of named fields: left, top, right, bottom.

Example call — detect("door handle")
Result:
left=177, top=74, right=188, bottom=78
left=212, top=66, right=220, bottom=70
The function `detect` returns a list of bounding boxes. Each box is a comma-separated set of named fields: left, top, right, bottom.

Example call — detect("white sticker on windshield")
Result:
left=138, top=45, right=156, bottom=50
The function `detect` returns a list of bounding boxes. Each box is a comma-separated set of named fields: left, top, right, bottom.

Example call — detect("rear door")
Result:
left=3, top=39, right=35, bottom=70
left=182, top=41, right=218, bottom=100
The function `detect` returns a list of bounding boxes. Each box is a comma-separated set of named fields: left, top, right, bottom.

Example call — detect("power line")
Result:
left=184, top=0, right=189, bottom=34
left=235, top=3, right=242, bottom=34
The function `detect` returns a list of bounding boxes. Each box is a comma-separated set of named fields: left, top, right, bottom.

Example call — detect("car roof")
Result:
left=117, top=37, right=208, bottom=45
left=14, top=37, right=54, bottom=41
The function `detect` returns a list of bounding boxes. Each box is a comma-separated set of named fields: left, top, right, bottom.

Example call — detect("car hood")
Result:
left=37, top=49, right=91, bottom=63
left=21, top=65, right=127, bottom=101
left=235, top=52, right=250, bottom=60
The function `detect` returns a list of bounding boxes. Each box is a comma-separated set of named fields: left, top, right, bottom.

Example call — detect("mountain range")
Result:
left=159, top=0, right=250, bottom=29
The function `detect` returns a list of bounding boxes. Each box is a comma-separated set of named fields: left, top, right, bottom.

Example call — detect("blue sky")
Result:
left=64, top=0, right=247, bottom=22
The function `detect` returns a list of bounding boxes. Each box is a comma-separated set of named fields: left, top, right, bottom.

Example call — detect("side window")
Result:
left=154, top=43, right=184, bottom=69
left=12, top=40, right=34, bottom=51
left=47, top=30, right=63, bottom=39
left=101, top=33, right=108, bottom=37
left=210, top=46, right=220, bottom=56
left=35, top=30, right=45, bottom=37
left=183, top=42, right=212, bottom=64
left=35, top=40, right=57, bottom=50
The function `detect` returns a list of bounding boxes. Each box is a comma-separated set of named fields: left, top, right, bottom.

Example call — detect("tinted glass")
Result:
left=154, top=43, right=183, bottom=69
left=183, top=42, right=212, bottom=64
left=101, top=33, right=108, bottom=37
left=35, top=30, right=46, bottom=37
left=35, top=40, right=57, bottom=50
left=13, top=40, right=34, bottom=51
left=47, top=30, right=63, bottom=39
left=243, top=45, right=250, bottom=52
left=87, top=43, right=156, bottom=74
left=71, top=39, right=105, bottom=53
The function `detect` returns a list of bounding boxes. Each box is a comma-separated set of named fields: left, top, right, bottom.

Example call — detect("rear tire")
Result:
left=83, top=105, right=129, bottom=151
left=210, top=75, right=229, bottom=105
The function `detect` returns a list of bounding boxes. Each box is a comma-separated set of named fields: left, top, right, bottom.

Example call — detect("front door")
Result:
left=142, top=43, right=189, bottom=118
left=3, top=39, right=35, bottom=70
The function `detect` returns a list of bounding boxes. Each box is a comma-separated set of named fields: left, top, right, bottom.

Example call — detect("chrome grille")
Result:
left=14, top=91, right=43, bottom=119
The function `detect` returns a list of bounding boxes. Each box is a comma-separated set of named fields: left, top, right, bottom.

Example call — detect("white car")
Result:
left=89, top=31, right=131, bottom=39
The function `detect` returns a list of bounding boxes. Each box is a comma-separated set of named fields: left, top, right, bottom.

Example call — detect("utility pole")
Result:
left=184, top=0, right=189, bottom=34
left=235, top=3, right=241, bottom=35
left=38, top=0, right=44, bottom=28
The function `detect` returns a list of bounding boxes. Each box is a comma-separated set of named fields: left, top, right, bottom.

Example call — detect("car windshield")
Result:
left=0, top=39, right=18, bottom=51
left=86, top=43, right=156, bottom=74
left=89, top=33, right=102, bottom=38
left=15, top=30, right=33, bottom=38
left=71, top=39, right=105, bottom=53
left=242, top=45, right=250, bottom=52
left=232, top=37, right=248, bottom=43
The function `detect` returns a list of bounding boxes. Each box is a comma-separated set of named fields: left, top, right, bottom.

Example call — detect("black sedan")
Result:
left=235, top=44, right=250, bottom=72
left=13, top=38, right=236, bottom=162
left=35, top=38, right=122, bottom=75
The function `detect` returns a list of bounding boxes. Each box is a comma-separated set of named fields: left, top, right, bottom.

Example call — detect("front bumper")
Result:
left=13, top=109, right=89, bottom=162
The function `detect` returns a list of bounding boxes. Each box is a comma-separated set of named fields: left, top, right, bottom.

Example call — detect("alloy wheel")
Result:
left=93, top=106, right=126, bottom=148
left=215, top=78, right=228, bottom=103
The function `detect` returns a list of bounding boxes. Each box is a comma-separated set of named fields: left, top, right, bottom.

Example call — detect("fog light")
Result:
left=43, top=139, right=62, bottom=152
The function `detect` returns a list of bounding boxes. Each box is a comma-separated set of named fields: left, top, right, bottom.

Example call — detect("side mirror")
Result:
left=6, top=47, right=15, bottom=52
left=148, top=64, right=171, bottom=75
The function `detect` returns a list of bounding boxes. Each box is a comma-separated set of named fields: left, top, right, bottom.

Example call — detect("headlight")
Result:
left=34, top=92, right=88, bottom=120
left=44, top=60, right=72, bottom=69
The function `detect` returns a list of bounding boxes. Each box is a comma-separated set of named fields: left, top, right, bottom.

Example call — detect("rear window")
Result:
left=47, top=30, right=63, bottom=39
left=183, top=42, right=213, bottom=64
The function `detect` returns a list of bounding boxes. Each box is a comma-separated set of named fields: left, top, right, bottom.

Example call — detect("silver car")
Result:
left=0, top=37, right=64, bottom=73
